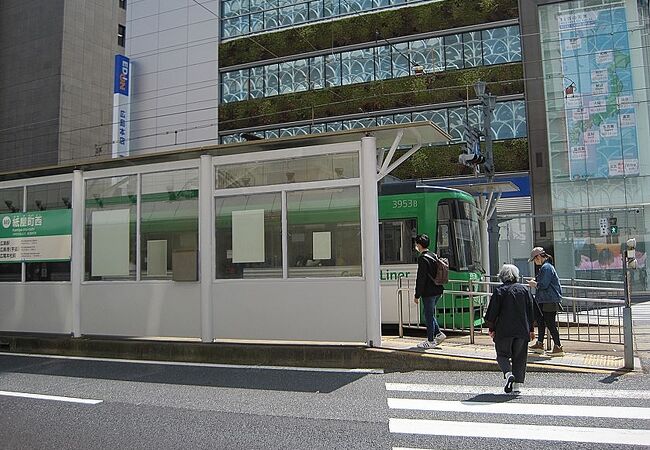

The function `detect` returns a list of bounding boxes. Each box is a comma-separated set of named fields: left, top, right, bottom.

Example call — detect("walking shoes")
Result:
left=416, top=340, right=436, bottom=349
left=504, top=372, right=515, bottom=393
left=548, top=345, right=565, bottom=357
left=529, top=341, right=544, bottom=354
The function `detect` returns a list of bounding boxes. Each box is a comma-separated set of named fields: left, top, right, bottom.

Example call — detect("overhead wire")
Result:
left=0, top=1, right=648, bottom=160
left=2, top=4, right=647, bottom=136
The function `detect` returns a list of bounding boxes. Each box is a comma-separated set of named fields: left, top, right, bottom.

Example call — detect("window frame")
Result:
left=213, top=143, right=363, bottom=281
left=117, top=24, right=126, bottom=47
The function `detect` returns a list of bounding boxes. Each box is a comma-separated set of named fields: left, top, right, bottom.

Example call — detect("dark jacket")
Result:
left=415, top=250, right=444, bottom=298
left=535, top=261, right=563, bottom=304
left=484, top=281, right=535, bottom=339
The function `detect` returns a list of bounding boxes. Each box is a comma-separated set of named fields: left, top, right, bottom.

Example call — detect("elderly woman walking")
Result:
left=527, top=247, right=564, bottom=356
left=484, top=264, right=536, bottom=394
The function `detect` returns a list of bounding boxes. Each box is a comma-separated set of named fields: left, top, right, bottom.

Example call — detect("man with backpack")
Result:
left=413, top=234, right=448, bottom=349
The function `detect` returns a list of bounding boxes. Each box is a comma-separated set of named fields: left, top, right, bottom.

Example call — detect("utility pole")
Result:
left=473, top=81, right=499, bottom=277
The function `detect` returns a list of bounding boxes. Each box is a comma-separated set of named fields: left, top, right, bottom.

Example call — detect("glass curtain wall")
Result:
left=220, top=25, right=521, bottom=103
left=221, top=0, right=447, bottom=39
left=220, top=100, right=527, bottom=143
left=539, top=0, right=650, bottom=280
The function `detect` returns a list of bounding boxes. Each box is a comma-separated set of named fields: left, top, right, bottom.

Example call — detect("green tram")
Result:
left=378, top=182, right=484, bottom=330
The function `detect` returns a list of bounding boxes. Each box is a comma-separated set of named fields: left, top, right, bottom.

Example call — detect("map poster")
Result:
left=559, top=5, right=639, bottom=180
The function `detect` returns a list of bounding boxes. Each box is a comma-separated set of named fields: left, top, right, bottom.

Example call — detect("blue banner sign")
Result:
left=114, top=55, right=130, bottom=96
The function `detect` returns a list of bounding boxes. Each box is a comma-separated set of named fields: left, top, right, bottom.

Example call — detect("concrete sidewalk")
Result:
left=382, top=333, right=629, bottom=372
left=0, top=331, right=633, bottom=374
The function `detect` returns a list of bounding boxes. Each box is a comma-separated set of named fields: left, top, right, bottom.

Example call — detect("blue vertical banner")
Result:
left=559, top=6, right=639, bottom=180
left=112, top=54, right=131, bottom=158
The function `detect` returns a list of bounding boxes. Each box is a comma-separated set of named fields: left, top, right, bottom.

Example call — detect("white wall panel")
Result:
left=0, top=284, right=72, bottom=333
left=81, top=282, right=201, bottom=338
left=213, top=280, right=367, bottom=342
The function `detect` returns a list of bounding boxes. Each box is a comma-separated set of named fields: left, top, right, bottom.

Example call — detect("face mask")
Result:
left=414, top=245, right=420, bottom=253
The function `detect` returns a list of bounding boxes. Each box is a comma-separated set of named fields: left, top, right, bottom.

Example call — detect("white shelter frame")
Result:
left=0, top=123, right=449, bottom=346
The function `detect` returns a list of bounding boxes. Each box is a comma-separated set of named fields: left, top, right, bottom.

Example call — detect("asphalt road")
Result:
left=1, top=354, right=650, bottom=450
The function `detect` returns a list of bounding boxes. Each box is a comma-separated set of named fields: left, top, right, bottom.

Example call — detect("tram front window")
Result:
left=437, top=200, right=482, bottom=272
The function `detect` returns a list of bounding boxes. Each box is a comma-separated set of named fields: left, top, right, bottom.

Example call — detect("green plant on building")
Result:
left=219, top=63, right=524, bottom=130
left=219, top=0, right=519, bottom=67
left=390, top=139, right=529, bottom=179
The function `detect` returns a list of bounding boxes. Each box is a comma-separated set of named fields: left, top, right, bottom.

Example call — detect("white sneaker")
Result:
left=512, top=382, right=522, bottom=394
left=504, top=372, right=515, bottom=393
left=416, top=340, right=436, bottom=349
left=434, top=332, right=447, bottom=345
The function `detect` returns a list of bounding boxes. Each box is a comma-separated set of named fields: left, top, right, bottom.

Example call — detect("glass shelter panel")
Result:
left=85, top=176, right=137, bottom=281
left=140, top=170, right=199, bottom=281
left=25, top=182, right=72, bottom=281
left=0, top=187, right=23, bottom=281
left=216, top=153, right=359, bottom=189
left=287, top=187, right=362, bottom=277
left=215, top=193, right=282, bottom=279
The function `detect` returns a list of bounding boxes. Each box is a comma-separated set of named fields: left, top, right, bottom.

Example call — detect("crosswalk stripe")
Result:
left=386, top=382, right=650, bottom=399
left=387, top=398, right=650, bottom=420
left=389, top=418, right=650, bottom=446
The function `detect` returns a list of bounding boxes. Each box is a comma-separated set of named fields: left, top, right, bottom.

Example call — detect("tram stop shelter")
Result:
left=0, top=123, right=449, bottom=348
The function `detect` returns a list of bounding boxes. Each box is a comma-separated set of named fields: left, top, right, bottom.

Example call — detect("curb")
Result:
left=0, top=334, right=624, bottom=374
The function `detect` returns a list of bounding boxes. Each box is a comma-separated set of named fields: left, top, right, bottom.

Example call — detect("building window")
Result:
left=118, top=24, right=126, bottom=47
left=119, top=0, right=126, bottom=9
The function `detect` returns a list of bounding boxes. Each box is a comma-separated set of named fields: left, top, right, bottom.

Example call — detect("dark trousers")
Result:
left=422, top=295, right=441, bottom=342
left=494, top=336, right=528, bottom=383
left=538, top=311, right=561, bottom=347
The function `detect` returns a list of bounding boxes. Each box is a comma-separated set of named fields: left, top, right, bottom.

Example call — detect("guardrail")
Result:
left=397, top=277, right=490, bottom=344
left=398, top=277, right=627, bottom=347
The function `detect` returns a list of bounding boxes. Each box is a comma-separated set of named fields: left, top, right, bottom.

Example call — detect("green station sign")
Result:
left=0, top=209, right=72, bottom=262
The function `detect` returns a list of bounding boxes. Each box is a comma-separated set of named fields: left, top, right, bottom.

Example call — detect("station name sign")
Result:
left=0, top=209, right=72, bottom=262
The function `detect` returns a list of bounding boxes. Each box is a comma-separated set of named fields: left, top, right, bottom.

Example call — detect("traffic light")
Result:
left=608, top=217, right=618, bottom=235
left=458, top=124, right=485, bottom=167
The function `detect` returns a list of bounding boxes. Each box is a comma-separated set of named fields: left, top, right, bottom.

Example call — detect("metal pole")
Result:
left=199, top=155, right=214, bottom=343
left=469, top=279, right=475, bottom=344
left=483, top=99, right=494, bottom=182
left=361, top=136, right=382, bottom=347
left=71, top=170, right=84, bottom=338
left=623, top=251, right=634, bottom=370
left=398, top=277, right=404, bottom=338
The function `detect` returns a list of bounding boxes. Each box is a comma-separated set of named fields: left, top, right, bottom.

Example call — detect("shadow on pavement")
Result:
left=0, top=354, right=370, bottom=393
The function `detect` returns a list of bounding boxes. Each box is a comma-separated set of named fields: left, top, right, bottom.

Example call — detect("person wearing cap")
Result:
left=527, top=247, right=564, bottom=356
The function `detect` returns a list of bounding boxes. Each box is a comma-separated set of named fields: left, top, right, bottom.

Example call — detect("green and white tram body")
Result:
left=378, top=182, right=484, bottom=330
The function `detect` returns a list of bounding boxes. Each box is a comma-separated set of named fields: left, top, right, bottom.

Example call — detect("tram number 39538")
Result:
left=392, top=199, right=418, bottom=209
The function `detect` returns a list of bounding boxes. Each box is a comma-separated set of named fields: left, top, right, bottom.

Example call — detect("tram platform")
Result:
left=0, top=329, right=640, bottom=374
